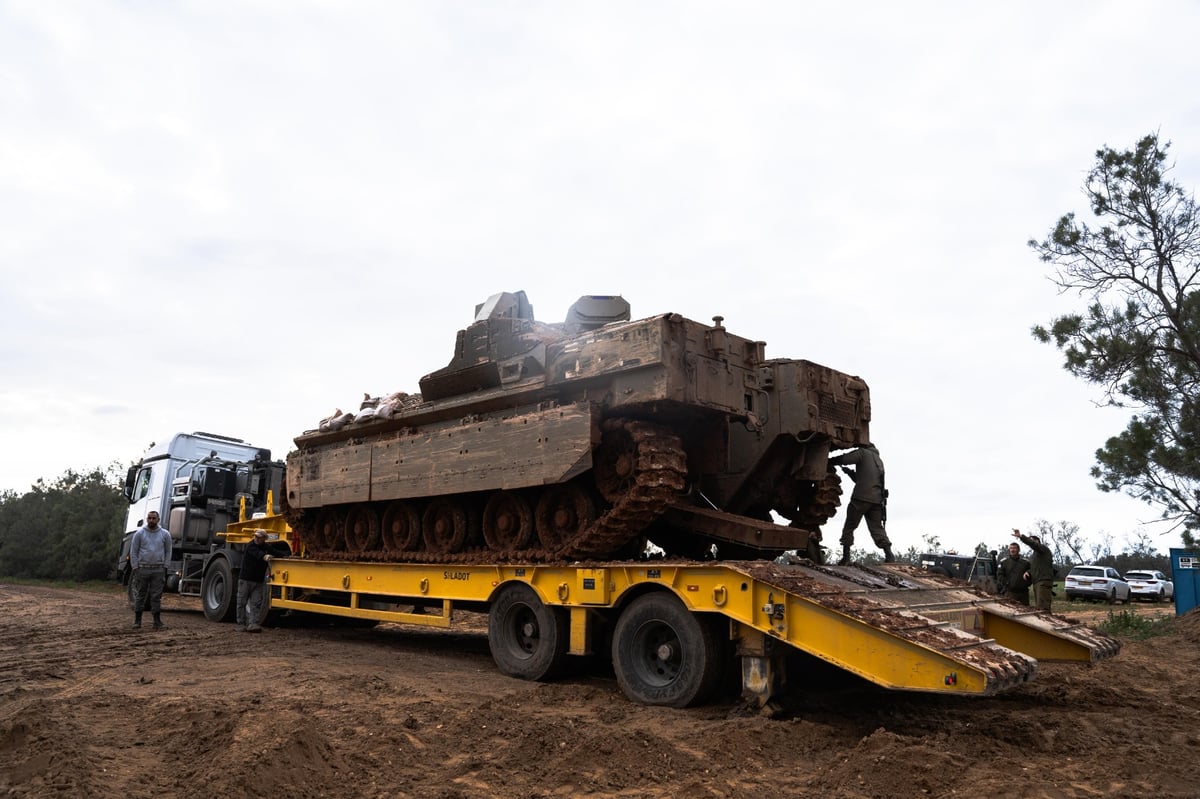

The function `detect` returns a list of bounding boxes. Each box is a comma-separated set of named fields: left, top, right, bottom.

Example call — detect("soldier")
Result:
left=1013, top=528, right=1054, bottom=611
left=828, top=444, right=894, bottom=565
left=997, top=540, right=1032, bottom=605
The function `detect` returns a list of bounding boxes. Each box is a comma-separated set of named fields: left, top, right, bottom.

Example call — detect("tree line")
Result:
left=0, top=466, right=127, bottom=581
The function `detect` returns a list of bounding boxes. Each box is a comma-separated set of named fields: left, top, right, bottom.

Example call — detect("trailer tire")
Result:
left=612, top=592, right=723, bottom=707
left=202, top=558, right=238, bottom=623
left=488, top=582, right=567, bottom=681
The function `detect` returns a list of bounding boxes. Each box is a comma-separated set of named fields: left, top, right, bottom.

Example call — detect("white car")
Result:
left=1124, top=569, right=1175, bottom=602
left=1064, top=565, right=1132, bottom=604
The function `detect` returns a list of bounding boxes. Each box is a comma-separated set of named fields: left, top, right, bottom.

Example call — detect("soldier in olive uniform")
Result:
left=997, top=541, right=1031, bottom=605
left=1013, top=528, right=1054, bottom=611
left=828, top=443, right=894, bottom=565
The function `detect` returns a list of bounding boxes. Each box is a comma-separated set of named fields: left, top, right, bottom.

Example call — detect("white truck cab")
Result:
left=118, top=432, right=283, bottom=597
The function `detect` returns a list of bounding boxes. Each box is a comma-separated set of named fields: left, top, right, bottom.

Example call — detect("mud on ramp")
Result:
left=1, top=583, right=1197, bottom=799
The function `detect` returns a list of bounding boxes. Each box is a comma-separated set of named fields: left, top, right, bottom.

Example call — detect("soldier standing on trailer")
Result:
left=828, top=443, right=894, bottom=565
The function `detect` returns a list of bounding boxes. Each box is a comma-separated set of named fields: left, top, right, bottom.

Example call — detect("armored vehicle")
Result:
left=285, top=291, right=871, bottom=563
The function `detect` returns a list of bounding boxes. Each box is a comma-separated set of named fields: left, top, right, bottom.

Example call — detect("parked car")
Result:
left=1124, top=569, right=1175, bottom=602
left=1064, top=565, right=1132, bottom=604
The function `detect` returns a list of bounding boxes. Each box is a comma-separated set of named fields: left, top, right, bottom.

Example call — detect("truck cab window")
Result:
left=133, top=468, right=153, bottom=501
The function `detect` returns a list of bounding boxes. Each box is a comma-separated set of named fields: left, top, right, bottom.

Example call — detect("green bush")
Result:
left=1096, top=609, right=1176, bottom=640
left=0, top=466, right=127, bottom=581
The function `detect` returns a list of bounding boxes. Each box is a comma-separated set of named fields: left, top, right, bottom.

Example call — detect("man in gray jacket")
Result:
left=129, top=511, right=173, bottom=630
left=828, top=443, right=894, bottom=565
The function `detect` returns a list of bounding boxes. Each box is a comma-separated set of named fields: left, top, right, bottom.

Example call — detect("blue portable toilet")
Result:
left=1169, top=548, right=1199, bottom=616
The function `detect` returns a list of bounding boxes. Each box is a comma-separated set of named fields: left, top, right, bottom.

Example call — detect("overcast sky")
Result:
left=3, top=1, right=1198, bottom=557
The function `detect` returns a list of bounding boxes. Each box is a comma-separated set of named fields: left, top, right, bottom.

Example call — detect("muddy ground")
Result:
left=0, top=583, right=1196, bottom=799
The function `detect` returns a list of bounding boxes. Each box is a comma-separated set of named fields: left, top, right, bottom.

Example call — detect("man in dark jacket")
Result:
left=1013, top=528, right=1054, bottom=611
left=828, top=443, right=894, bottom=565
left=997, top=541, right=1032, bottom=605
left=236, top=529, right=273, bottom=632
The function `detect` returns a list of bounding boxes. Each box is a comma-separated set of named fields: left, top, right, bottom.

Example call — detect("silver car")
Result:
left=1124, top=569, right=1175, bottom=602
left=1064, top=565, right=1132, bottom=604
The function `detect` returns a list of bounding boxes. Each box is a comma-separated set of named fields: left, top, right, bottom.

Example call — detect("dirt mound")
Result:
left=1, top=584, right=1198, bottom=798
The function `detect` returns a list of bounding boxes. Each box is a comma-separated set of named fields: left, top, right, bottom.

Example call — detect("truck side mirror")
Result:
left=122, top=466, right=139, bottom=503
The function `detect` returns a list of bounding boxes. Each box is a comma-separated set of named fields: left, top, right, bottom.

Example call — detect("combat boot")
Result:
left=152, top=612, right=167, bottom=631
left=132, top=612, right=142, bottom=629
left=883, top=546, right=895, bottom=563
left=837, top=545, right=852, bottom=566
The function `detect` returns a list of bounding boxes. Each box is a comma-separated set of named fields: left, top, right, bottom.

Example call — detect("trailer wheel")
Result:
left=202, top=558, right=238, bottom=623
left=612, top=592, right=723, bottom=707
left=488, top=582, right=567, bottom=681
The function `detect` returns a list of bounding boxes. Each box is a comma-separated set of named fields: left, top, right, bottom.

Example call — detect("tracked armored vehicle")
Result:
left=285, top=291, right=871, bottom=564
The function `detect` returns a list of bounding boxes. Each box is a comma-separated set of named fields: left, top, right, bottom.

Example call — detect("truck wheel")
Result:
left=612, top=592, right=723, bottom=707
left=488, top=582, right=567, bottom=681
left=202, top=558, right=238, bottom=623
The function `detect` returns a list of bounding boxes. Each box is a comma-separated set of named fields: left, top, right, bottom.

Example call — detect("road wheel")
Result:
left=1106, top=588, right=1117, bottom=605
left=345, top=503, right=381, bottom=554
left=612, top=592, right=724, bottom=707
left=488, top=582, right=567, bottom=681
left=482, top=491, right=535, bottom=551
left=313, top=507, right=345, bottom=551
left=381, top=501, right=422, bottom=552
left=202, top=558, right=237, bottom=623
left=535, top=483, right=598, bottom=550
left=422, top=498, right=479, bottom=554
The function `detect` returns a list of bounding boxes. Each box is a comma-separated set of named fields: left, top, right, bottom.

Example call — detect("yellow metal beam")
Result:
left=982, top=612, right=1103, bottom=662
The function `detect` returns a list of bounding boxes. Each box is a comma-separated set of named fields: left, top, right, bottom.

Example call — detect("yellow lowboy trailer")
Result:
left=260, top=553, right=1119, bottom=710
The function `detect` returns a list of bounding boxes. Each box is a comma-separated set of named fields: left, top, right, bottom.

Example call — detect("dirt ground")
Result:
left=0, top=584, right=1197, bottom=799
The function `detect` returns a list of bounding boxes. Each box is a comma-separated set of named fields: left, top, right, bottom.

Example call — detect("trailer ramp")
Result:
left=728, top=559, right=1120, bottom=704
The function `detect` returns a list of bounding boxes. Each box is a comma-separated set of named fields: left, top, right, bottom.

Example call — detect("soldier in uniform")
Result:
left=1013, top=528, right=1054, bottom=611
left=828, top=444, right=894, bottom=565
left=997, top=540, right=1032, bottom=605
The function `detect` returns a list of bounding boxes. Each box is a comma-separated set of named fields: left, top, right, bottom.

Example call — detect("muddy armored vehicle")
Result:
left=285, top=291, right=871, bottom=563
